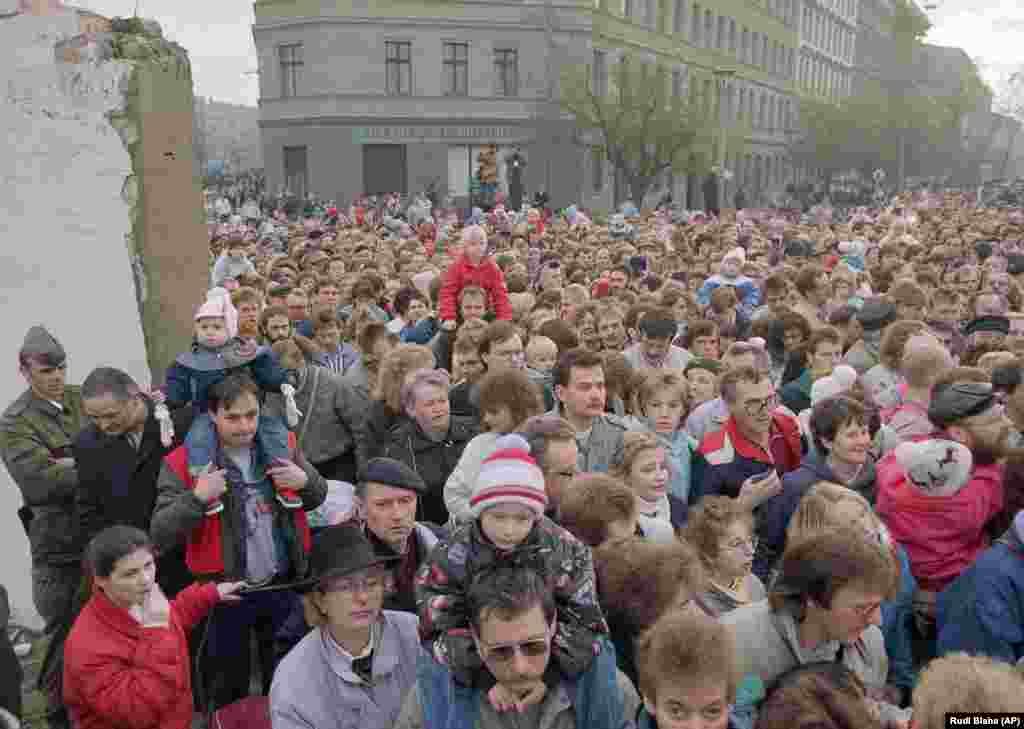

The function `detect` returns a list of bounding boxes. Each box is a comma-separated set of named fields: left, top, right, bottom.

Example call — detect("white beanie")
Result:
left=809, top=365, right=858, bottom=406
left=470, top=434, right=548, bottom=518
left=894, top=439, right=972, bottom=497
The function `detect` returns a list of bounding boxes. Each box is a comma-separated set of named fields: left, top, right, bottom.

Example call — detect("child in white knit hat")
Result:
left=416, top=434, right=608, bottom=709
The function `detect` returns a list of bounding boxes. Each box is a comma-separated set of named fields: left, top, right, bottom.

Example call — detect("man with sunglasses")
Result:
left=696, top=366, right=802, bottom=510
left=397, top=567, right=639, bottom=729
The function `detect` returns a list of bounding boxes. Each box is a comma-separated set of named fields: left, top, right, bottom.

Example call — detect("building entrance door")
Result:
left=363, top=144, right=407, bottom=195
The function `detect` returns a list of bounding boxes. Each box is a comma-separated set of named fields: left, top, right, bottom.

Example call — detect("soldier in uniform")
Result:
left=0, top=326, right=84, bottom=729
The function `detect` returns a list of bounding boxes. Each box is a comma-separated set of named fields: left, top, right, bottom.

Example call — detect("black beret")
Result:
left=1006, top=254, right=1024, bottom=276
left=975, top=240, right=994, bottom=260
left=855, top=299, right=897, bottom=331
left=928, top=382, right=998, bottom=429
left=964, top=316, right=1010, bottom=337
left=362, top=457, right=427, bottom=494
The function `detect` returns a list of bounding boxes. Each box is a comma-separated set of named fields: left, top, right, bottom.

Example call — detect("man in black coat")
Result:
left=74, top=366, right=194, bottom=596
left=0, top=585, right=21, bottom=727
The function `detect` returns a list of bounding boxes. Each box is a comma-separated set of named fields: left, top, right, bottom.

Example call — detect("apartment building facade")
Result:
left=254, top=0, right=800, bottom=210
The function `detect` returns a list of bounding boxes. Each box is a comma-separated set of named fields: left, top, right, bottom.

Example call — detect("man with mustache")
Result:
left=876, top=377, right=1009, bottom=637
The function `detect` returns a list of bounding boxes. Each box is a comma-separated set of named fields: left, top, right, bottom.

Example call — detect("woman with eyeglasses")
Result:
left=786, top=482, right=918, bottom=709
left=270, top=524, right=420, bottom=729
left=721, top=528, right=910, bottom=728
left=684, top=496, right=766, bottom=618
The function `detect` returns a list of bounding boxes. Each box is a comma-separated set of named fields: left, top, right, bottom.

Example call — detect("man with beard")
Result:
left=876, top=379, right=1009, bottom=635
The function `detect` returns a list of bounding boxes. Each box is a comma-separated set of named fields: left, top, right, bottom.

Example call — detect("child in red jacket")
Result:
left=438, top=224, right=511, bottom=329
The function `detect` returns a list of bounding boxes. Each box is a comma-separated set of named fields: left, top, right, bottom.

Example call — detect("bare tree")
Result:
left=559, top=53, right=716, bottom=208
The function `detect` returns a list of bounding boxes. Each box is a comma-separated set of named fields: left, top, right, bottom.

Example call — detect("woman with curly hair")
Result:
left=594, top=538, right=705, bottom=686
left=610, top=431, right=688, bottom=530
left=358, top=343, right=435, bottom=468
left=684, top=496, right=766, bottom=617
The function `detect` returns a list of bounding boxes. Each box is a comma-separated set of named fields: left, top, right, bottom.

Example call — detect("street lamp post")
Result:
left=713, top=68, right=736, bottom=210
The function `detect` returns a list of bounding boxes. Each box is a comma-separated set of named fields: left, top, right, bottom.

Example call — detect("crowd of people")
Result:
left=3, top=187, right=1024, bottom=729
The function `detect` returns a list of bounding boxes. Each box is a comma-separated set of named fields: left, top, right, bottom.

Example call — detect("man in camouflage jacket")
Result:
left=0, top=326, right=84, bottom=631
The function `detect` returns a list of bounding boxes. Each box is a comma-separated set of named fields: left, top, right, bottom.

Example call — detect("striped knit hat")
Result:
left=470, top=434, right=548, bottom=518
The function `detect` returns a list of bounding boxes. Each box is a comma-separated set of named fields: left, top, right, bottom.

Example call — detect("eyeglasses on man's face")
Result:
left=742, top=394, right=778, bottom=417
left=477, top=635, right=551, bottom=663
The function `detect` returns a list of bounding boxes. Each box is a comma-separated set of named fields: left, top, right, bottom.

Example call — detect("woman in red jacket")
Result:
left=63, top=526, right=244, bottom=729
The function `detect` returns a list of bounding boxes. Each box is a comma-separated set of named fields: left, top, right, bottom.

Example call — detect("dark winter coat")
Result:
left=381, top=415, right=479, bottom=526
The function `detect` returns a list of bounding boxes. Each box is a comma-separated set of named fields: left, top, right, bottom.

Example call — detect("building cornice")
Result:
left=253, top=14, right=592, bottom=34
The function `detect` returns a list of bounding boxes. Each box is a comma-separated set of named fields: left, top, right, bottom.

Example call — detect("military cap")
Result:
left=929, top=381, right=998, bottom=429
left=362, top=457, right=427, bottom=494
left=855, top=300, right=898, bottom=332
left=20, top=326, right=66, bottom=367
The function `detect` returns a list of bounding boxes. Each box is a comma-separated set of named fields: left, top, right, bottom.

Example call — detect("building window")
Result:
left=278, top=44, right=303, bottom=98
left=385, top=41, right=412, bottom=96
left=592, top=49, right=608, bottom=96
left=443, top=42, right=469, bottom=96
left=674, top=0, right=686, bottom=34
left=624, top=0, right=634, bottom=18
left=592, top=147, right=604, bottom=192
left=494, top=48, right=518, bottom=96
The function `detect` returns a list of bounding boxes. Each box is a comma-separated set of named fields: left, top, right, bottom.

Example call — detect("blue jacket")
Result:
left=779, top=369, right=812, bottom=416
left=651, top=427, right=703, bottom=509
left=937, top=534, right=1024, bottom=664
left=414, top=637, right=630, bottom=729
left=401, top=317, right=440, bottom=344
left=697, top=274, right=760, bottom=319
left=164, top=343, right=289, bottom=412
left=754, top=452, right=878, bottom=583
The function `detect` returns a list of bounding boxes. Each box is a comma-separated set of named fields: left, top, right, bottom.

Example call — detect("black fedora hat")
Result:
left=296, top=524, right=400, bottom=593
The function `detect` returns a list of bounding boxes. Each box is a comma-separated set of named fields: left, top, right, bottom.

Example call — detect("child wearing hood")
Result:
left=164, top=289, right=303, bottom=512
left=697, top=247, right=760, bottom=320
left=210, top=238, right=256, bottom=288
left=437, top=224, right=512, bottom=329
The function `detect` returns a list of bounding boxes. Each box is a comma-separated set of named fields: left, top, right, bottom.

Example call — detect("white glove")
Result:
left=150, top=391, right=174, bottom=447
left=281, top=383, right=302, bottom=428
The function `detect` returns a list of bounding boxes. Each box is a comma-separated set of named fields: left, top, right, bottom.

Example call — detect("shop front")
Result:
left=351, top=122, right=538, bottom=208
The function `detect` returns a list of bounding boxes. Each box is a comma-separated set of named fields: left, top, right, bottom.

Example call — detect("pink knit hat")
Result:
left=195, top=289, right=238, bottom=338
left=470, top=434, right=548, bottom=518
